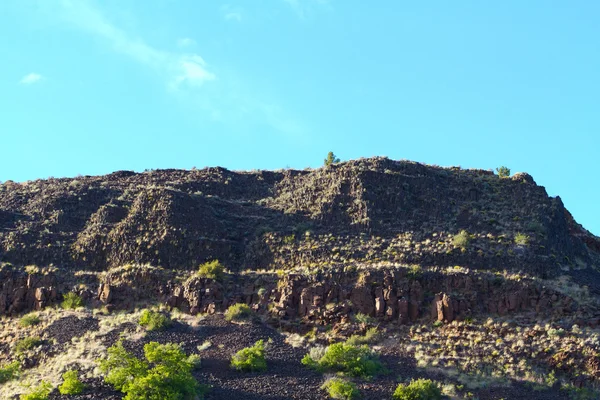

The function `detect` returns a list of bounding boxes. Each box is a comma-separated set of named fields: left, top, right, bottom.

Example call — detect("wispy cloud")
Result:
left=283, top=0, right=331, bottom=19
left=177, top=37, right=196, bottom=48
left=221, top=5, right=243, bottom=22
left=37, top=0, right=304, bottom=138
left=20, top=73, right=43, bottom=85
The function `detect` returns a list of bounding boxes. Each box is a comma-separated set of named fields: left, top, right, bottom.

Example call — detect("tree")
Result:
left=324, top=152, right=340, bottom=166
left=496, top=166, right=511, bottom=178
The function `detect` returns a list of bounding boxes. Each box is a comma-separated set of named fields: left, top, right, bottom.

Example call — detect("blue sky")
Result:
left=1, top=1, right=598, bottom=235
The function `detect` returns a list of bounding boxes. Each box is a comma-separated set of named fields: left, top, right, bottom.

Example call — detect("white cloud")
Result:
left=20, top=73, right=43, bottom=85
left=177, top=37, right=196, bottom=48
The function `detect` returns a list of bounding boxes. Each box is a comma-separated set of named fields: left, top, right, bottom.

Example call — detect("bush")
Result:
left=346, top=327, right=380, bottom=346
left=20, top=313, right=41, bottom=327
left=354, top=313, right=375, bottom=326
left=393, top=379, right=442, bottom=400
left=99, top=341, right=201, bottom=399
left=514, top=232, right=530, bottom=246
left=231, top=340, right=267, bottom=372
left=321, top=378, right=361, bottom=399
left=15, top=337, right=43, bottom=354
left=138, top=309, right=171, bottom=331
left=302, top=342, right=385, bottom=378
left=58, top=370, right=85, bottom=395
left=452, top=230, right=470, bottom=250
left=198, top=260, right=225, bottom=280
left=61, top=292, right=83, bottom=309
left=0, top=361, right=20, bottom=384
left=496, top=166, right=511, bottom=178
left=19, top=381, right=53, bottom=400
left=224, top=303, right=253, bottom=322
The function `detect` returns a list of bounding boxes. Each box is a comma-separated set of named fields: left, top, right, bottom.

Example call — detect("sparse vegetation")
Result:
left=61, top=292, right=83, bottom=309
left=15, top=336, right=43, bottom=354
left=197, top=260, right=225, bottom=280
left=224, top=303, right=253, bottom=322
left=393, top=379, right=442, bottom=400
left=0, top=361, right=20, bottom=384
left=99, top=340, right=201, bottom=399
left=354, top=313, right=375, bottom=326
left=20, top=313, right=41, bottom=327
left=496, top=166, right=511, bottom=178
left=58, top=370, right=85, bottom=395
left=138, top=309, right=171, bottom=331
left=302, top=342, right=384, bottom=378
left=19, top=381, right=53, bottom=400
left=321, top=377, right=361, bottom=399
left=346, top=327, right=380, bottom=346
left=231, top=340, right=267, bottom=372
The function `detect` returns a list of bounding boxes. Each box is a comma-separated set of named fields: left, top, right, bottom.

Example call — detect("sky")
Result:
left=0, top=1, right=598, bottom=235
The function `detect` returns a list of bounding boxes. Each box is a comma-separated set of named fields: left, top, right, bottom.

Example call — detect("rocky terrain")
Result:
left=1, top=157, right=599, bottom=399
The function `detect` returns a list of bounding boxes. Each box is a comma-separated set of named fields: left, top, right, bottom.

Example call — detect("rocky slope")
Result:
left=1, top=157, right=598, bottom=274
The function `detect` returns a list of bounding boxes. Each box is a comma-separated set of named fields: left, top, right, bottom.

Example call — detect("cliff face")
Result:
left=1, top=157, right=598, bottom=278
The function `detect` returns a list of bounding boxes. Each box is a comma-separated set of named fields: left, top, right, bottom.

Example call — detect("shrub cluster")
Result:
left=231, top=340, right=267, bottom=372
left=197, top=260, right=225, bottom=280
left=321, top=377, right=361, bottom=399
left=138, top=309, right=171, bottom=331
left=392, top=379, right=442, bottom=400
left=58, top=370, right=85, bottom=395
left=61, top=292, right=84, bottom=310
left=514, top=232, right=530, bottom=246
left=302, top=342, right=384, bottom=378
left=224, top=303, right=253, bottom=322
left=99, top=341, right=201, bottom=399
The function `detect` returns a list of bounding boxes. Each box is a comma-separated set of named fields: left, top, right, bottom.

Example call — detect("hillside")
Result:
left=1, top=157, right=600, bottom=399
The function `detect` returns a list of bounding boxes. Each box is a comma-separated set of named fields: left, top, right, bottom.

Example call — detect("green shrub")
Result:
left=321, top=378, right=361, bottom=399
left=302, top=342, right=384, bottom=378
left=0, top=361, right=20, bottom=384
left=15, top=337, right=43, bottom=354
left=452, top=230, right=470, bottom=250
left=496, top=166, right=511, bottom=178
left=138, top=309, right=171, bottom=331
left=346, top=327, right=380, bottom=346
left=61, top=292, right=83, bottom=309
left=99, top=341, right=201, bottom=399
left=198, top=260, right=225, bottom=280
left=514, top=232, right=530, bottom=246
left=19, top=381, right=52, bottom=400
left=20, top=313, right=41, bottom=327
left=231, top=340, right=267, bottom=372
left=58, top=370, right=85, bottom=395
left=393, top=379, right=442, bottom=400
left=224, top=303, right=253, bottom=322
